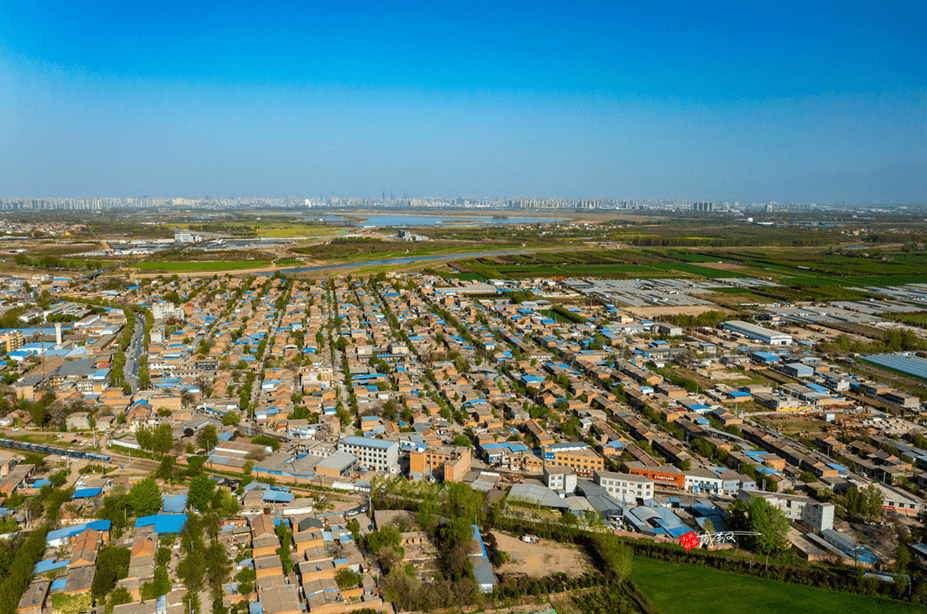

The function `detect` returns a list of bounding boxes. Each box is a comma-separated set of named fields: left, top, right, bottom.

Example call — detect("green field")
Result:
left=443, top=272, right=487, bottom=281
left=256, top=224, right=340, bottom=237
left=631, top=557, right=913, bottom=614
left=132, top=261, right=271, bottom=271
left=649, top=262, right=749, bottom=278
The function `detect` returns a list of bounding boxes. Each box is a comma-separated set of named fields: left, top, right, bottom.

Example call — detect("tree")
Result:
left=205, top=539, right=231, bottom=595
left=275, top=524, right=294, bottom=575
left=129, top=478, right=162, bottom=517
left=49, top=470, right=69, bottom=488
left=42, top=484, right=74, bottom=523
left=138, top=366, right=150, bottom=389
left=416, top=496, right=438, bottom=533
left=98, top=490, right=132, bottom=535
left=841, top=484, right=884, bottom=523
left=188, top=474, right=216, bottom=512
left=347, top=518, right=360, bottom=542
left=235, top=567, right=255, bottom=585
left=0, top=525, right=48, bottom=614
left=107, top=586, right=132, bottom=612
left=747, top=497, right=790, bottom=555
left=222, top=411, right=241, bottom=426
left=29, top=403, right=48, bottom=429
left=894, top=542, right=911, bottom=574
left=93, top=545, right=131, bottom=597
left=591, top=532, right=633, bottom=580
left=140, top=566, right=171, bottom=599
left=862, top=484, right=884, bottom=522
left=197, top=425, right=218, bottom=451
left=335, top=568, right=362, bottom=591
left=211, top=487, right=240, bottom=517
left=251, top=435, right=280, bottom=451
left=799, top=471, right=817, bottom=483
left=156, top=456, right=175, bottom=482
left=152, top=424, right=173, bottom=453
left=366, top=526, right=402, bottom=552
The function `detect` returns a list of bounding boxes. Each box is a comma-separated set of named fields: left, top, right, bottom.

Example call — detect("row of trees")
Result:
left=0, top=526, right=49, bottom=614
left=135, top=423, right=174, bottom=453
left=177, top=514, right=232, bottom=614
left=836, top=484, right=884, bottom=523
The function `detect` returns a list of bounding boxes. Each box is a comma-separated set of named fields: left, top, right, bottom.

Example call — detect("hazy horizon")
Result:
left=1, top=2, right=924, bottom=204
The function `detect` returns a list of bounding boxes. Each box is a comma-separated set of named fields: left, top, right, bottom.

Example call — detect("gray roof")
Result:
left=342, top=436, right=397, bottom=450
left=564, top=496, right=596, bottom=513
left=508, top=484, right=569, bottom=509
left=55, top=359, right=97, bottom=377
left=16, top=375, right=43, bottom=386
left=317, top=451, right=356, bottom=471
left=584, top=494, right=625, bottom=517
left=472, top=556, right=496, bottom=588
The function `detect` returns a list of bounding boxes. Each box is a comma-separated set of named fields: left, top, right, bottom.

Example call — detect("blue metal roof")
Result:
left=71, top=487, right=102, bottom=499
left=162, top=494, right=188, bottom=513
left=46, top=520, right=110, bottom=544
left=50, top=578, right=67, bottom=591
left=135, top=514, right=187, bottom=534
left=34, top=558, right=70, bottom=574
left=262, top=491, right=294, bottom=503
left=343, top=436, right=395, bottom=450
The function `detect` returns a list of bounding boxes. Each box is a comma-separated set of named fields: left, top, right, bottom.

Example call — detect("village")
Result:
left=1, top=268, right=927, bottom=614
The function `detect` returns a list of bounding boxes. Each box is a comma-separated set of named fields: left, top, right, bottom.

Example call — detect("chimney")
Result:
left=55, top=322, right=62, bottom=346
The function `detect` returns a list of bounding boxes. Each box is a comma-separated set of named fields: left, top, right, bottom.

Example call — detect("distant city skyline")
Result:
left=0, top=2, right=924, bottom=203
left=0, top=194, right=913, bottom=213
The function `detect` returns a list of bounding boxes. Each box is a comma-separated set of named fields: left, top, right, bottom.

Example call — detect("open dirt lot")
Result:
left=492, top=531, right=593, bottom=578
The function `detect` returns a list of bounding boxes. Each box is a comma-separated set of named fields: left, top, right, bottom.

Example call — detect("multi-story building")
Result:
left=594, top=470, right=654, bottom=504
left=872, top=482, right=922, bottom=516
left=737, top=489, right=835, bottom=531
left=624, top=462, right=685, bottom=489
left=0, top=330, right=24, bottom=353
left=338, top=436, right=398, bottom=473
left=409, top=444, right=471, bottom=482
left=542, top=442, right=604, bottom=477
left=543, top=466, right=577, bottom=493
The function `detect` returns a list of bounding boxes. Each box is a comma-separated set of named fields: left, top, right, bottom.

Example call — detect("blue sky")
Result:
left=0, top=1, right=924, bottom=203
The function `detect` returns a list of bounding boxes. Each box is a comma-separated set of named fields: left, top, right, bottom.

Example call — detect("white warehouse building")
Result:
left=721, top=321, right=792, bottom=345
